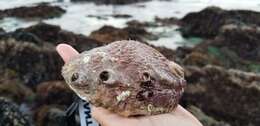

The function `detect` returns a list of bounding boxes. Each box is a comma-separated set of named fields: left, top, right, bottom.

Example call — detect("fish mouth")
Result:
left=70, top=81, right=90, bottom=88
left=69, top=84, right=92, bottom=101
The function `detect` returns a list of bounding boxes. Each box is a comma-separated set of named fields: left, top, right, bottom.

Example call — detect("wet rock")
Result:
left=0, top=28, right=6, bottom=39
left=16, top=23, right=61, bottom=43
left=112, top=14, right=132, bottom=18
left=71, top=0, right=150, bottom=5
left=0, top=28, right=5, bottom=33
left=36, top=81, right=74, bottom=106
left=35, top=105, right=72, bottom=126
left=0, top=79, right=34, bottom=104
left=126, top=20, right=155, bottom=28
left=174, top=46, right=193, bottom=61
left=0, top=23, right=104, bottom=88
left=153, top=46, right=177, bottom=61
left=124, top=26, right=158, bottom=40
left=87, top=15, right=108, bottom=20
left=127, top=20, right=158, bottom=28
left=181, top=6, right=260, bottom=38
left=182, top=65, right=260, bottom=126
left=0, top=4, right=65, bottom=19
left=182, top=52, right=221, bottom=67
left=187, top=106, right=231, bottom=126
left=89, top=25, right=157, bottom=44
left=16, top=23, right=103, bottom=52
left=0, top=97, right=31, bottom=126
left=217, top=24, right=260, bottom=62
left=155, top=16, right=180, bottom=26
left=0, top=38, right=63, bottom=87
left=89, top=25, right=131, bottom=43
left=185, top=25, right=260, bottom=72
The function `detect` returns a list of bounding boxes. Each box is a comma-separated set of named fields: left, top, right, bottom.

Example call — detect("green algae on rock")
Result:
left=182, top=65, right=260, bottom=126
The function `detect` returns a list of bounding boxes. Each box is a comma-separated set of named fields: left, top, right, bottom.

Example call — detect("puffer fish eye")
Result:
left=99, top=71, right=109, bottom=81
left=71, top=73, right=79, bottom=82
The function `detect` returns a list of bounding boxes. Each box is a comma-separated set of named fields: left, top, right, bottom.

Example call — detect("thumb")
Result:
left=91, top=106, right=138, bottom=126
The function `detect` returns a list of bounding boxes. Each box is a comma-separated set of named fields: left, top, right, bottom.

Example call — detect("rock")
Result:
left=181, top=6, right=260, bottom=38
left=127, top=18, right=179, bottom=28
left=182, top=52, right=221, bottom=67
left=112, top=14, right=132, bottom=18
left=124, top=26, right=158, bottom=40
left=87, top=15, right=108, bottom=20
left=16, top=23, right=103, bottom=52
left=35, top=105, right=72, bottom=126
left=36, top=81, right=74, bottom=106
left=0, top=4, right=65, bottom=19
left=0, top=79, right=34, bottom=104
left=0, top=28, right=6, bottom=40
left=0, top=38, right=63, bottom=87
left=0, top=28, right=5, bottom=33
left=187, top=106, right=231, bottom=126
left=182, top=65, right=260, bottom=126
left=16, top=23, right=61, bottom=43
left=155, top=16, right=180, bottom=26
left=88, top=25, right=132, bottom=43
left=89, top=25, right=157, bottom=44
left=127, top=20, right=158, bottom=28
left=153, top=46, right=177, bottom=61
left=0, top=97, right=31, bottom=126
left=217, top=24, right=260, bottom=62
left=185, top=25, right=260, bottom=73
left=71, top=0, right=150, bottom=5
left=174, top=46, right=193, bottom=62
left=57, top=30, right=103, bottom=52
left=0, top=23, right=104, bottom=88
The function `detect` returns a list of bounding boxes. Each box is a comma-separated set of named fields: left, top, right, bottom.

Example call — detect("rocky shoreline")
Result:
left=0, top=3, right=65, bottom=19
left=70, top=0, right=151, bottom=5
left=0, top=4, right=259, bottom=126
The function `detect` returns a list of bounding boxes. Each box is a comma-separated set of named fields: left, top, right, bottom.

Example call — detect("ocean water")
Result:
left=0, top=0, right=260, bottom=49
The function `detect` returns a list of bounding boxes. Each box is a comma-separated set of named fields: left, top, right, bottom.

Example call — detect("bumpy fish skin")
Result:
left=62, top=40, right=186, bottom=116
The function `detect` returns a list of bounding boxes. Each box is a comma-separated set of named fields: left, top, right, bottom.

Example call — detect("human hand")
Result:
left=56, top=44, right=203, bottom=126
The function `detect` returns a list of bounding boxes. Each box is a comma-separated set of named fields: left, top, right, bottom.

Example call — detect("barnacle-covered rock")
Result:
left=180, top=6, right=260, bottom=38
left=0, top=97, right=31, bottom=126
left=16, top=23, right=103, bottom=52
left=0, top=3, right=65, bottom=19
left=89, top=25, right=157, bottom=44
left=36, top=81, right=74, bottom=106
left=62, top=40, right=186, bottom=116
left=0, top=79, right=34, bottom=104
left=35, top=105, right=69, bottom=126
left=183, top=65, right=260, bottom=126
left=0, top=39, right=63, bottom=87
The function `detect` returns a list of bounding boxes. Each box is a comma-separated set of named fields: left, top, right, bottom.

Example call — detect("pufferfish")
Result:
left=62, top=40, right=186, bottom=117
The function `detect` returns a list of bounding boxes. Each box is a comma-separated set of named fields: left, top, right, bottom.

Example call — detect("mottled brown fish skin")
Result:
left=62, top=40, right=186, bottom=117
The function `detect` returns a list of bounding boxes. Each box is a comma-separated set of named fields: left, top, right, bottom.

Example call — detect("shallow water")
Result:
left=1, top=0, right=260, bottom=49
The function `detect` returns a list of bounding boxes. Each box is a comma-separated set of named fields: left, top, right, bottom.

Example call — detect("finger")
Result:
left=91, top=106, right=121, bottom=126
left=172, top=105, right=203, bottom=126
left=91, top=106, right=138, bottom=126
left=56, top=44, right=79, bottom=63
